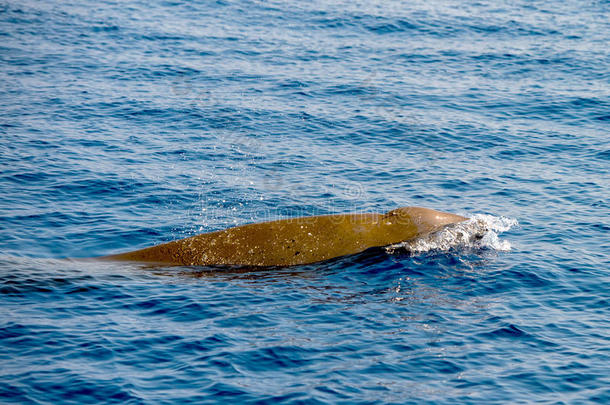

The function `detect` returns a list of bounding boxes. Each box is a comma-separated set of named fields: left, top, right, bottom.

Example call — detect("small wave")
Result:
left=385, top=214, right=518, bottom=254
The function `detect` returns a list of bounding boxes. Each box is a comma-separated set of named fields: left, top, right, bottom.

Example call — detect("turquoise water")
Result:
left=1, top=0, right=609, bottom=403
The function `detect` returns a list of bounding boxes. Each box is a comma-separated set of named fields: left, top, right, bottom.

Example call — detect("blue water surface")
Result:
left=1, top=0, right=609, bottom=403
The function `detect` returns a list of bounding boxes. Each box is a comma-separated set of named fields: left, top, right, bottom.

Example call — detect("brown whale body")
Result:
left=102, top=207, right=467, bottom=267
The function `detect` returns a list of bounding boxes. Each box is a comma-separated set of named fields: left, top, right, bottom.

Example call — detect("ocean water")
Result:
left=1, top=0, right=609, bottom=403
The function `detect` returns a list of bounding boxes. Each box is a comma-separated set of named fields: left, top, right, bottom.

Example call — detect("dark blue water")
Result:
left=1, top=0, right=609, bottom=403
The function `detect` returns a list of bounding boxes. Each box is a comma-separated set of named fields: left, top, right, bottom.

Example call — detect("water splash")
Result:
left=386, top=214, right=519, bottom=254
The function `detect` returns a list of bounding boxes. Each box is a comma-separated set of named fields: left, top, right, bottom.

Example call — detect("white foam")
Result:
left=385, top=214, right=518, bottom=254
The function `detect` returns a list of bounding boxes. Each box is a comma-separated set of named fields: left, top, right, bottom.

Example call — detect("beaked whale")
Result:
left=101, top=206, right=467, bottom=267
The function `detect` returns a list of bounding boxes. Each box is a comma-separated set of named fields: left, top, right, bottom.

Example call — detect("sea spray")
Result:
left=386, top=214, right=519, bottom=254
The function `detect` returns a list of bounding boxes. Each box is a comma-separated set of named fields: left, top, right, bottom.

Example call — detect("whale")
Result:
left=101, top=206, right=467, bottom=267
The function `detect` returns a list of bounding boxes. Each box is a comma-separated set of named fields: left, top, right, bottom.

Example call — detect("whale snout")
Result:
left=387, top=206, right=468, bottom=234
